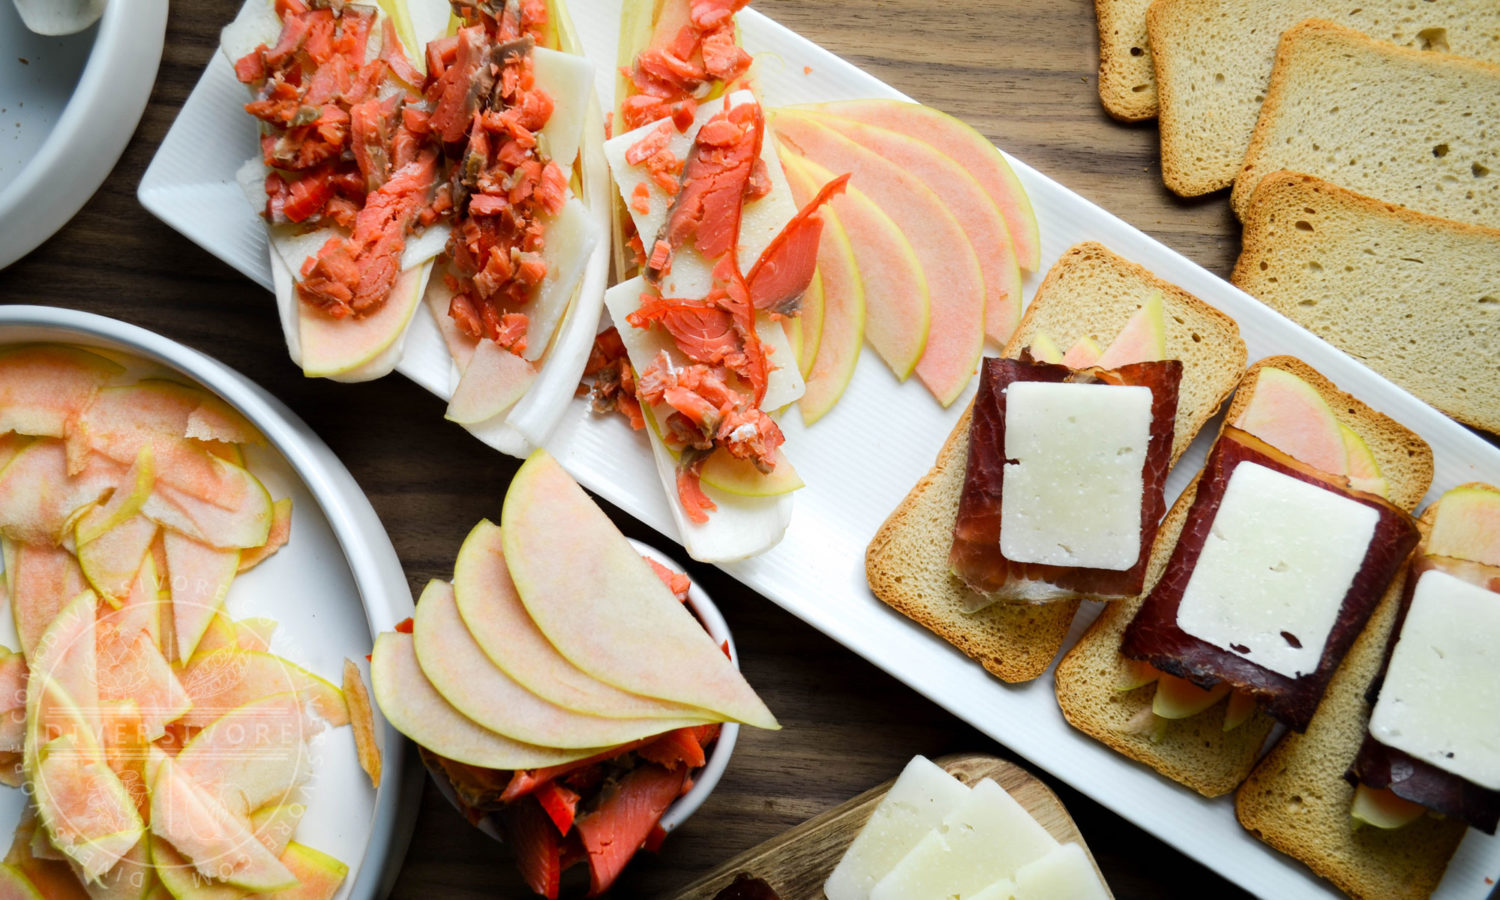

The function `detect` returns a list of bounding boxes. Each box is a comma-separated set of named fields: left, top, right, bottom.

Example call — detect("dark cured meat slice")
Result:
left=1347, top=554, right=1500, bottom=833
left=713, top=873, right=784, bottom=900
left=949, top=355, right=1183, bottom=601
left=1120, top=426, right=1419, bottom=732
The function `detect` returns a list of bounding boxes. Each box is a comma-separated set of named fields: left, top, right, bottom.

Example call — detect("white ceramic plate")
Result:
left=139, top=5, right=1500, bottom=897
left=0, top=306, right=422, bottom=899
left=0, top=0, right=166, bottom=269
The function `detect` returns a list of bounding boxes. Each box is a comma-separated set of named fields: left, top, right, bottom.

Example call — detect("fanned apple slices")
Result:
left=0, top=344, right=358, bottom=899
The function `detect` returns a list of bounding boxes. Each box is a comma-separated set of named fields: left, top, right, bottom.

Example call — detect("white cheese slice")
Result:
left=1176, top=461, right=1379, bottom=678
left=1011, top=843, right=1110, bottom=900
left=999, top=381, right=1152, bottom=570
left=966, top=879, right=1017, bottom=900
left=869, top=778, right=1058, bottom=900
left=1368, top=569, right=1500, bottom=790
left=824, top=756, right=971, bottom=900
left=533, top=47, right=593, bottom=172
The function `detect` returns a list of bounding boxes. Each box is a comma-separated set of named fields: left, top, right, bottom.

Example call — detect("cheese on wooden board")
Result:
left=824, top=756, right=971, bottom=900
left=869, top=778, right=1058, bottom=900
left=1175, top=461, right=1378, bottom=678
left=1000, top=381, right=1152, bottom=570
left=1368, top=569, right=1500, bottom=790
left=1012, top=842, right=1110, bottom=900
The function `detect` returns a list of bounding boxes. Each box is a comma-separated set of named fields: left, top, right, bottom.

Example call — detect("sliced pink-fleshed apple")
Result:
left=97, top=700, right=150, bottom=822
left=798, top=110, right=1021, bottom=347
left=0, top=650, right=26, bottom=754
left=148, top=754, right=297, bottom=892
left=802, top=99, right=1041, bottom=272
left=1152, top=672, right=1230, bottom=719
left=1340, top=425, right=1389, bottom=498
left=139, top=460, right=273, bottom=551
left=163, top=532, right=241, bottom=663
left=26, top=591, right=101, bottom=750
left=0, top=864, right=42, bottom=900
left=34, top=732, right=145, bottom=884
left=77, top=515, right=158, bottom=608
left=0, top=441, right=122, bottom=545
left=8, top=542, right=90, bottom=658
left=1096, top=289, right=1166, bottom=368
left=74, top=447, right=154, bottom=546
left=414, top=579, right=704, bottom=748
left=370, top=631, right=606, bottom=769
left=234, top=618, right=277, bottom=652
left=98, top=552, right=163, bottom=652
left=344, top=658, right=381, bottom=789
left=248, top=802, right=305, bottom=858
left=148, top=836, right=241, bottom=900
left=176, top=693, right=319, bottom=819
left=267, top=843, right=347, bottom=900
left=96, top=624, right=192, bottom=741
left=0, top=434, right=31, bottom=473
left=781, top=154, right=865, bottom=425
left=698, top=447, right=803, bottom=497
left=236, top=498, right=291, bottom=573
left=0, top=346, right=123, bottom=441
left=1060, top=336, right=1103, bottom=368
left=1427, top=483, right=1500, bottom=565
left=1222, top=689, right=1258, bottom=732
left=778, top=151, right=927, bottom=383
left=176, top=648, right=347, bottom=730
left=68, top=833, right=151, bottom=900
left=298, top=263, right=428, bottom=381
left=444, top=341, right=537, bottom=426
left=1232, top=366, right=1347, bottom=477
left=771, top=112, right=983, bottom=406
left=502, top=451, right=778, bottom=729
left=451, top=521, right=711, bottom=721
left=422, top=271, right=479, bottom=372
left=184, top=397, right=262, bottom=447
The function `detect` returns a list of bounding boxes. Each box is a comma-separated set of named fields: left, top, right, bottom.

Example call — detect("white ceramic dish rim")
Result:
left=427, top=537, right=741, bottom=842
left=0, top=304, right=423, bottom=900
left=0, top=0, right=168, bottom=269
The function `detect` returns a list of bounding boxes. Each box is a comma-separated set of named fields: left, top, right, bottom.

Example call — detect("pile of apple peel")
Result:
left=0, top=344, right=368, bottom=899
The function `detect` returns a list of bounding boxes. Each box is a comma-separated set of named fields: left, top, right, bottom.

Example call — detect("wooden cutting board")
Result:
left=667, top=752, right=1113, bottom=899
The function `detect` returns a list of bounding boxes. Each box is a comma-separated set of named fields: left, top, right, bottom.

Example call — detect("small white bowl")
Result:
left=0, top=0, right=167, bottom=269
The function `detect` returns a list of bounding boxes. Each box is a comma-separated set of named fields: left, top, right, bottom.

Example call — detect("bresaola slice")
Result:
left=1120, top=427, right=1418, bottom=731
left=949, top=356, right=1182, bottom=605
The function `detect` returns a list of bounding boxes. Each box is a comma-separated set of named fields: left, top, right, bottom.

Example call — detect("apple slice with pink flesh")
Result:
left=370, top=631, right=608, bottom=769
left=769, top=112, right=984, bottom=406
left=298, top=262, right=429, bottom=380
left=0, top=864, right=42, bottom=900
left=1427, top=483, right=1500, bottom=565
left=1232, top=366, right=1347, bottom=476
left=1340, top=425, right=1389, bottom=498
left=148, top=836, right=243, bottom=900
left=0, top=346, right=123, bottom=441
left=7, top=812, right=89, bottom=900
left=176, top=693, right=321, bottom=819
left=777, top=150, right=927, bottom=382
left=176, top=648, right=346, bottom=730
left=1026, top=332, right=1064, bottom=364
left=1222, top=689, right=1258, bottom=732
left=148, top=753, right=297, bottom=892
left=142, top=464, right=274, bottom=551
left=1151, top=671, right=1230, bottom=719
left=502, top=451, right=778, bottom=728
left=234, top=617, right=277, bottom=651
left=1060, top=337, right=1103, bottom=368
left=422, top=272, right=479, bottom=372
left=26, top=591, right=101, bottom=749
left=249, top=803, right=306, bottom=858
left=97, top=700, right=150, bottom=823
left=97, top=552, right=163, bottom=652
left=163, top=532, right=241, bottom=663
left=0, top=434, right=32, bottom=472
left=444, top=341, right=537, bottom=426
left=801, top=99, right=1041, bottom=272
left=33, top=733, right=144, bottom=883
left=796, top=110, right=1022, bottom=347
left=96, top=624, right=192, bottom=741
left=77, top=515, right=158, bottom=608
left=67, top=834, right=151, bottom=900
left=0, top=440, right=123, bottom=545
left=74, top=447, right=154, bottom=546
left=269, top=843, right=347, bottom=900
left=452, top=521, right=712, bottom=721
left=8, top=542, right=90, bottom=658
left=415, top=579, right=705, bottom=748
left=1096, top=289, right=1166, bottom=368
left=781, top=154, right=866, bottom=426
left=0, top=650, right=27, bottom=753
left=236, top=498, right=291, bottom=573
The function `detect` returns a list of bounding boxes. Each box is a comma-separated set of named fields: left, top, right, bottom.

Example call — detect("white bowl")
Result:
left=427, top=539, right=740, bottom=841
left=0, top=0, right=167, bottom=269
left=0, top=305, right=422, bottom=899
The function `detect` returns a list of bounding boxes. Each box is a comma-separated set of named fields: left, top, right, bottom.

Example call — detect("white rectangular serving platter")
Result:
left=139, top=3, right=1500, bottom=896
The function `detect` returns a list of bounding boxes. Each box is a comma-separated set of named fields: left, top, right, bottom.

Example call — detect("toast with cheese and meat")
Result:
left=865, top=242, right=1244, bottom=683
left=1054, top=357, right=1433, bottom=797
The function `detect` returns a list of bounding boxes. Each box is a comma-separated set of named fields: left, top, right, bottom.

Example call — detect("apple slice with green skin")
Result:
left=190, top=614, right=277, bottom=658
left=97, top=553, right=163, bottom=652
left=503, top=451, right=779, bottom=728
left=234, top=618, right=277, bottom=651
left=1027, top=333, right=1064, bottom=365
left=77, top=515, right=158, bottom=608
left=75, top=447, right=155, bottom=546
left=236, top=499, right=291, bottom=573
left=781, top=154, right=866, bottom=425
left=0, top=650, right=27, bottom=753
left=1232, top=367, right=1347, bottom=477
left=1426, top=483, right=1500, bottom=565
left=0, top=346, right=123, bottom=441
left=415, top=579, right=705, bottom=747
left=444, top=341, right=537, bottom=426
left=34, top=733, right=145, bottom=883
left=26, top=591, right=101, bottom=751
left=1221, top=689, right=1258, bottom=732
left=176, top=693, right=320, bottom=818
left=298, top=262, right=431, bottom=381
left=149, top=754, right=298, bottom=892
left=370, top=631, right=609, bottom=769
left=0, top=434, right=32, bottom=473
left=176, top=649, right=347, bottom=730
left=96, top=625, right=192, bottom=742
left=0, top=864, right=43, bottom=900
left=1350, top=782, right=1427, bottom=830
left=163, top=532, right=241, bottom=663
left=248, top=803, right=306, bottom=859
left=97, top=700, right=150, bottom=820
left=788, top=110, right=1021, bottom=347
left=266, top=843, right=347, bottom=900
left=68, top=835, right=151, bottom=900
left=1114, top=658, right=1158, bottom=692
left=698, top=447, right=804, bottom=497
left=777, top=150, right=927, bottom=383
left=0, top=441, right=123, bottom=545
left=452, top=520, right=712, bottom=721
left=9, top=542, right=90, bottom=658
left=771, top=113, right=982, bottom=406
left=1059, top=337, right=1103, bottom=369
left=148, top=836, right=243, bottom=900
left=1151, top=671, right=1230, bottom=719
left=799, top=99, right=1041, bottom=273
left=1339, top=425, right=1389, bottom=498
left=1096, top=289, right=1166, bottom=369
left=140, top=455, right=273, bottom=551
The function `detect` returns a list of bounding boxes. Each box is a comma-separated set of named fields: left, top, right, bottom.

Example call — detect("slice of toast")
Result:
left=1233, top=171, right=1500, bottom=436
left=1231, top=20, right=1500, bottom=224
left=1054, top=356, right=1434, bottom=797
left=1235, top=502, right=1466, bottom=900
left=865, top=242, right=1246, bottom=684
left=1150, top=0, right=1500, bottom=197
left=1096, top=0, right=1160, bottom=121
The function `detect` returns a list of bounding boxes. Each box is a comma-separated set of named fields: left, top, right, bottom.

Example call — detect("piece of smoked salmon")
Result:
left=574, top=764, right=690, bottom=896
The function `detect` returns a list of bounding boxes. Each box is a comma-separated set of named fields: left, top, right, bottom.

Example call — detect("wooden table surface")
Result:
left=0, top=0, right=1259, bottom=897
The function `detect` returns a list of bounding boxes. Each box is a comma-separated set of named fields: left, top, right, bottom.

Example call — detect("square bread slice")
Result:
left=1054, top=356, right=1434, bottom=797
left=1096, top=0, right=1161, bottom=121
left=1233, top=171, right=1500, bottom=436
left=1235, top=501, right=1466, bottom=900
left=1231, top=20, right=1500, bottom=224
left=1150, top=0, right=1500, bottom=197
left=865, top=242, right=1245, bottom=684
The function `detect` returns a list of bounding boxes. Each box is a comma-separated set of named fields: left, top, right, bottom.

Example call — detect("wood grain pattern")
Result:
left=0, top=0, right=1279, bottom=897
left=669, top=753, right=1112, bottom=900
